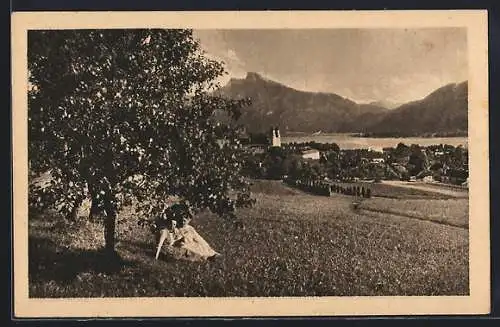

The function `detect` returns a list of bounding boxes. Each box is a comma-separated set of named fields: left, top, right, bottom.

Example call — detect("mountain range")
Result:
left=367, top=100, right=402, bottom=110
left=217, top=72, right=468, bottom=136
left=365, top=81, right=468, bottom=136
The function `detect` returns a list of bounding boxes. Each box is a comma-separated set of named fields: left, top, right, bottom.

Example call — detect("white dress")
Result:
left=154, top=224, right=220, bottom=262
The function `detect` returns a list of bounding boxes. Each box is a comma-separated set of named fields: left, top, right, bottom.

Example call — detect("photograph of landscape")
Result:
left=7, top=6, right=494, bottom=318
left=24, top=26, right=472, bottom=300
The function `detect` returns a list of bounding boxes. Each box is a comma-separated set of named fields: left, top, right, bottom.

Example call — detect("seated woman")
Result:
left=153, top=201, right=219, bottom=261
left=152, top=201, right=193, bottom=232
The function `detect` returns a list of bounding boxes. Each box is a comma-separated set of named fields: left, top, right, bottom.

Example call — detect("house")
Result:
left=241, top=128, right=273, bottom=153
left=237, top=126, right=251, bottom=145
left=423, top=175, right=435, bottom=183
left=246, top=144, right=266, bottom=154
left=301, top=149, right=321, bottom=160
left=368, top=146, right=383, bottom=153
left=371, top=158, right=385, bottom=164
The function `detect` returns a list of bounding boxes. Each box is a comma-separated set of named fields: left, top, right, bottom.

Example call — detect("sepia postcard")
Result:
left=11, top=10, right=489, bottom=318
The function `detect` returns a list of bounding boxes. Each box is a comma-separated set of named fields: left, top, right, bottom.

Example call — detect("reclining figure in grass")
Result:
left=152, top=201, right=220, bottom=262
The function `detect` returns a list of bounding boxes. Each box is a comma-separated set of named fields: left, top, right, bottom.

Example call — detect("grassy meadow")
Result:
left=29, top=179, right=469, bottom=297
left=337, top=181, right=455, bottom=200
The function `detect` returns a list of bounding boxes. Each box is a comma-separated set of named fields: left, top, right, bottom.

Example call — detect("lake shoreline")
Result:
left=282, top=132, right=468, bottom=139
left=349, top=132, right=468, bottom=139
left=281, top=133, right=468, bottom=151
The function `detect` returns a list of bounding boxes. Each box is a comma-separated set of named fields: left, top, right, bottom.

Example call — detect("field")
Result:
left=336, top=181, right=455, bottom=200
left=29, top=180, right=469, bottom=297
left=407, top=181, right=469, bottom=196
left=358, top=198, right=468, bottom=228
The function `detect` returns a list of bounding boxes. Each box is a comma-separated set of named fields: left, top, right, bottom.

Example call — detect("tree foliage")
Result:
left=28, top=29, right=254, bottom=251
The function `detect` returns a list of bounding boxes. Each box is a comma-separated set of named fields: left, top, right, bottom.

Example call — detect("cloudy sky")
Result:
left=193, top=28, right=467, bottom=104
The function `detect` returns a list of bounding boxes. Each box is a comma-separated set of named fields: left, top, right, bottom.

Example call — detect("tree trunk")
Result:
left=103, top=198, right=117, bottom=253
left=89, top=191, right=100, bottom=222
left=67, top=197, right=83, bottom=221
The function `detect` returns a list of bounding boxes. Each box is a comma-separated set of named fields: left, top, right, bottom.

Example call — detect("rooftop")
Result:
left=302, top=149, right=320, bottom=155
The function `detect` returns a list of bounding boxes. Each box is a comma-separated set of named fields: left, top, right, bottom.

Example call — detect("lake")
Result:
left=281, top=134, right=468, bottom=151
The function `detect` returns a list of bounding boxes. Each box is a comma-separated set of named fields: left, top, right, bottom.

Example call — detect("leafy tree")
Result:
left=307, top=161, right=325, bottom=179
left=394, top=142, right=411, bottom=157
left=267, top=146, right=286, bottom=158
left=408, top=144, right=427, bottom=176
left=241, top=152, right=264, bottom=178
left=262, top=151, right=284, bottom=180
left=281, top=156, right=293, bottom=177
left=288, top=156, right=305, bottom=179
left=323, top=151, right=341, bottom=178
left=451, top=145, right=467, bottom=169
left=28, top=29, right=253, bottom=253
left=340, top=150, right=361, bottom=170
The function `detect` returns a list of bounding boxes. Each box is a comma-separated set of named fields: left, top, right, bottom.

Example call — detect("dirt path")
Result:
left=381, top=180, right=468, bottom=198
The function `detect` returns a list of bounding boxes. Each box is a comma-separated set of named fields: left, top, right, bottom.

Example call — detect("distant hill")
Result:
left=368, top=100, right=402, bottom=110
left=364, top=81, right=468, bottom=136
left=216, top=72, right=468, bottom=136
left=217, top=72, right=388, bottom=134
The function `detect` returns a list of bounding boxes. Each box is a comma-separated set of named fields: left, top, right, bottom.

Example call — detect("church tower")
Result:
left=271, top=126, right=281, bottom=147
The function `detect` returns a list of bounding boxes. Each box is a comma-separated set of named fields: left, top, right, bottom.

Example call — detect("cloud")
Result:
left=220, top=48, right=245, bottom=75
left=194, top=29, right=466, bottom=102
left=194, top=31, right=247, bottom=80
left=193, top=31, right=248, bottom=88
left=227, top=49, right=239, bottom=62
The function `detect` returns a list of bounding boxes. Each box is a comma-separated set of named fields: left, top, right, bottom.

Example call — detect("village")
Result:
left=238, top=126, right=469, bottom=191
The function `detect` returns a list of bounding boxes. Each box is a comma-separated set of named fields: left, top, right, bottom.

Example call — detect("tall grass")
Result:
left=29, top=180, right=469, bottom=297
left=358, top=198, right=469, bottom=228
